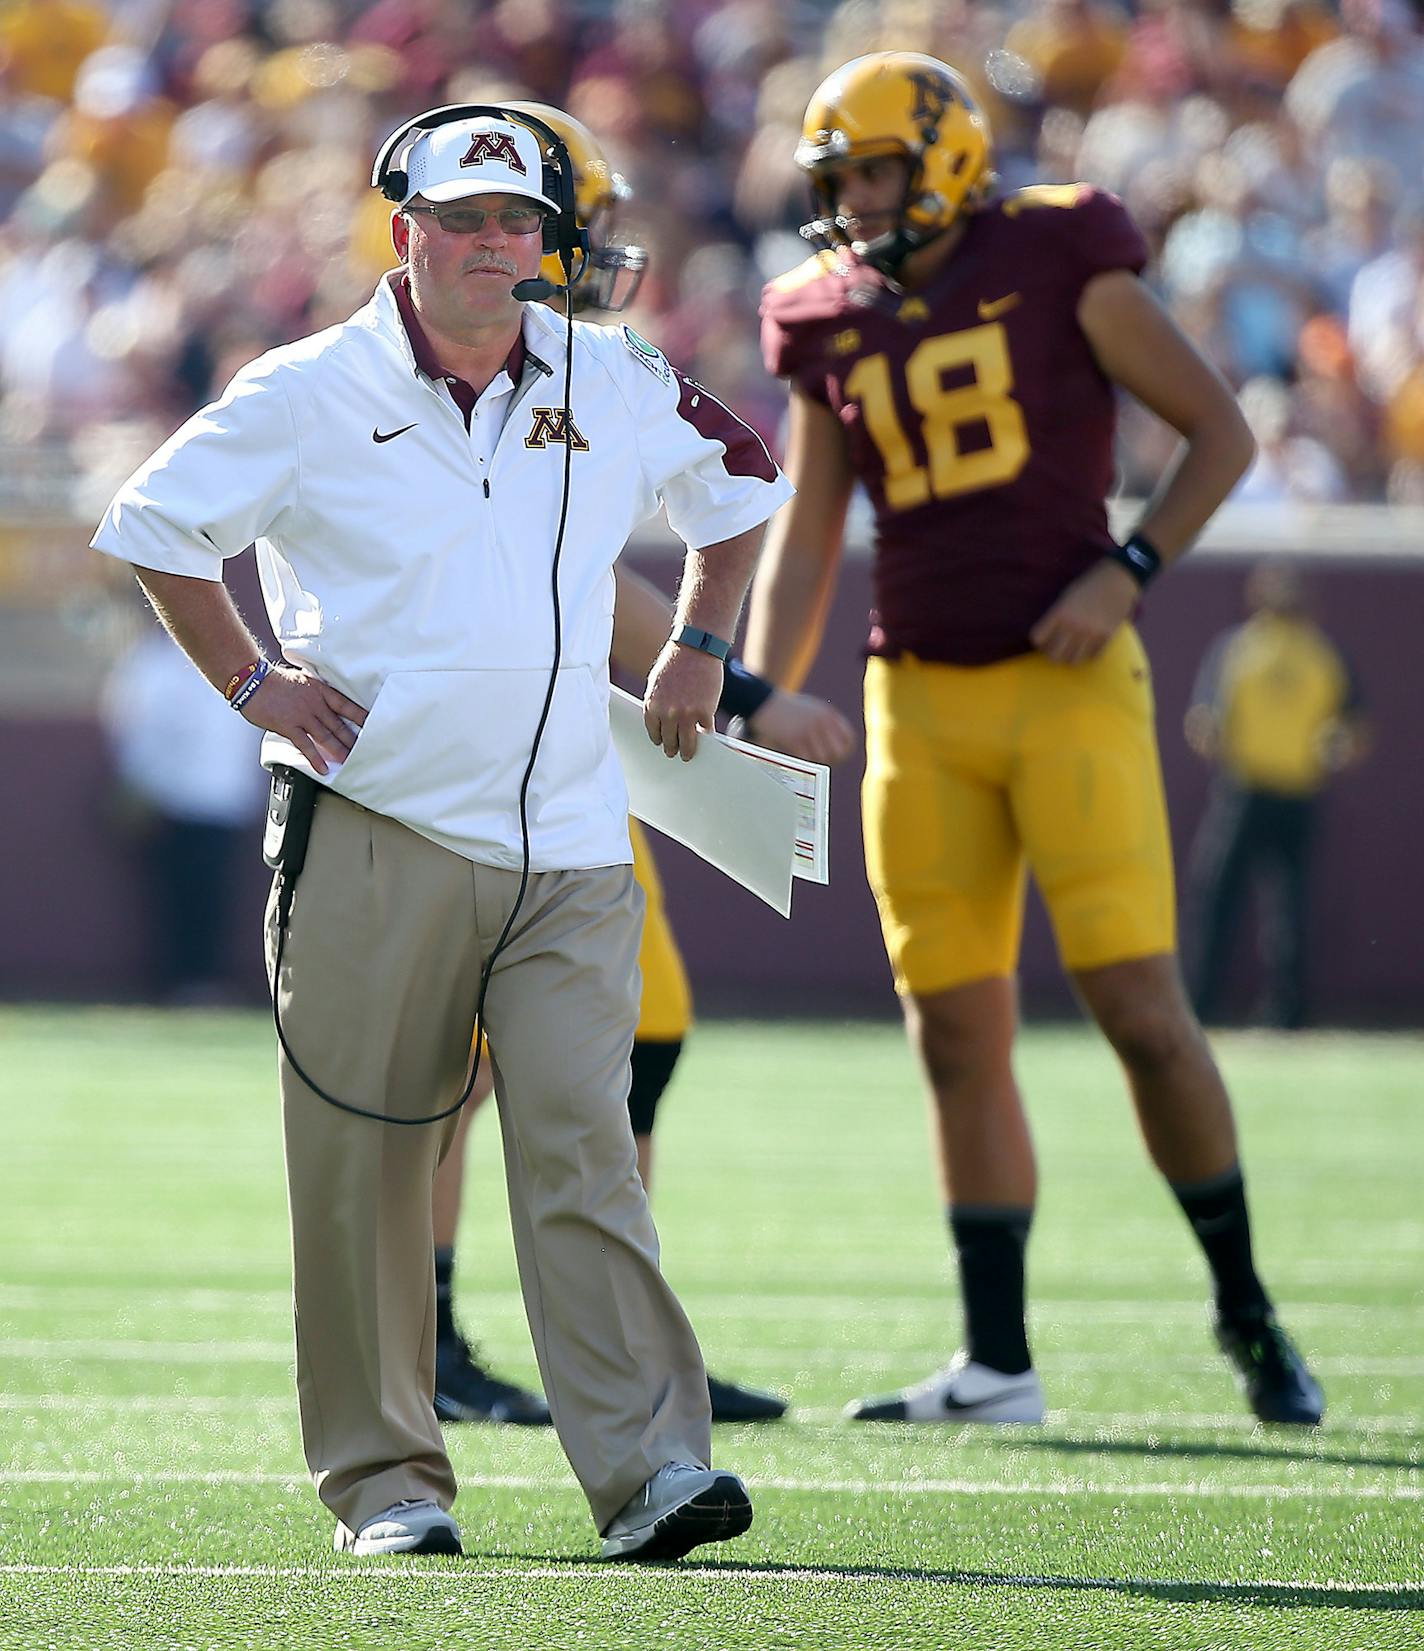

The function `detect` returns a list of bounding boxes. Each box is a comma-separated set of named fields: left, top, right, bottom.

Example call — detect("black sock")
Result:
left=948, top=1206, right=1033, bottom=1376
left=1170, top=1164, right=1272, bottom=1321
left=434, top=1245, right=457, bottom=1345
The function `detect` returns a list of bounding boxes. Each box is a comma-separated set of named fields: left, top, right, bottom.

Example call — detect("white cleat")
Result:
left=333, top=1498, right=463, bottom=1556
left=845, top=1352, right=1046, bottom=1424
left=600, top=1462, right=753, bottom=1562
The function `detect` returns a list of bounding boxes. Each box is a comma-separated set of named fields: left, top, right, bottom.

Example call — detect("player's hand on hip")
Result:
left=1030, top=559, right=1139, bottom=666
left=644, top=643, right=721, bottom=761
left=747, top=691, right=856, bottom=765
left=238, top=664, right=368, bottom=776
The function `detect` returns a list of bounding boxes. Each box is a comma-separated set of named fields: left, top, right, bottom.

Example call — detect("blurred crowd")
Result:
left=3, top=0, right=1424, bottom=517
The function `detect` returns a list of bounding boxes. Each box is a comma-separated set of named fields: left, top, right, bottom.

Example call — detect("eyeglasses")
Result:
left=404, top=203, right=547, bottom=237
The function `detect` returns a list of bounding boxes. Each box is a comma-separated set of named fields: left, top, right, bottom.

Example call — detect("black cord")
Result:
left=270, top=283, right=580, bottom=1127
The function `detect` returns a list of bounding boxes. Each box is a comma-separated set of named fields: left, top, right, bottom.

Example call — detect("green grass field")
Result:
left=1, top=1008, right=1420, bottom=1650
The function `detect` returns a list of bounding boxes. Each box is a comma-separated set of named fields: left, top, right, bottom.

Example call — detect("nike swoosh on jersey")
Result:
left=372, top=423, right=417, bottom=443
left=977, top=293, right=1022, bottom=321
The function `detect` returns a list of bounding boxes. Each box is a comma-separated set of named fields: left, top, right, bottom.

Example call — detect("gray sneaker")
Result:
left=599, top=1462, right=753, bottom=1562
left=333, top=1498, right=462, bottom=1556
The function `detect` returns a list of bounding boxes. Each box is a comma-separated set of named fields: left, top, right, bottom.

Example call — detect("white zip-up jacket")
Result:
left=92, top=276, right=794, bottom=871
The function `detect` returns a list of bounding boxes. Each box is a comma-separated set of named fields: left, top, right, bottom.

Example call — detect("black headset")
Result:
left=268, top=103, right=588, bottom=1128
left=371, top=102, right=589, bottom=297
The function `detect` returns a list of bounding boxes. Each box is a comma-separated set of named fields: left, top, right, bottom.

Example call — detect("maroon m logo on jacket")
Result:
left=525, top=407, right=590, bottom=451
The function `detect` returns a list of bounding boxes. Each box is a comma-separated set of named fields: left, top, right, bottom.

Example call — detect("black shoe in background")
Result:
left=707, top=1373, right=787, bottom=1422
left=1213, top=1309, right=1325, bottom=1425
left=434, top=1332, right=551, bottom=1425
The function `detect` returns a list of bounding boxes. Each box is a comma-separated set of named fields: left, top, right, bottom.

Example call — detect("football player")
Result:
left=744, top=52, right=1323, bottom=1426
left=428, top=102, right=855, bottom=1428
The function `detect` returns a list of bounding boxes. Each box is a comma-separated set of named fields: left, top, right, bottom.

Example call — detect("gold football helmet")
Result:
left=506, top=101, right=648, bottom=311
left=795, top=52, right=992, bottom=271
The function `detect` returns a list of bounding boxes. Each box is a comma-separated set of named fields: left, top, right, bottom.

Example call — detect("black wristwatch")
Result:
left=1106, top=531, right=1164, bottom=589
left=674, top=624, right=732, bottom=661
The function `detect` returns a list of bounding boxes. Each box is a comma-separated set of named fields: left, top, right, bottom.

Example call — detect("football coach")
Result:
left=91, top=108, right=793, bottom=1563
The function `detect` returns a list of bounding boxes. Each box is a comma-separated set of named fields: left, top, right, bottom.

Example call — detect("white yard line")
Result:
left=0, top=1284, right=1413, bottom=1325
left=0, top=1562, right=1419, bottom=1597
left=9, top=1390, right=665, bottom=1416
left=0, top=1394, right=292, bottom=1413
left=1040, top=1353, right=1424, bottom=1376
left=700, top=1303, right=1415, bottom=1327
left=791, top=1404, right=1424, bottom=1435
left=0, top=1393, right=1418, bottom=1437
left=0, top=1285, right=290, bottom=1312
left=2, top=1469, right=1419, bottom=1501
left=12, top=1242, right=1420, bottom=1282
left=6, top=1339, right=1423, bottom=1378
left=0, top=1340, right=294, bottom=1362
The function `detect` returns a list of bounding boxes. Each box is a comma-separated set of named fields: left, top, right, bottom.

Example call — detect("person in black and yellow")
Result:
left=1185, top=562, right=1370, bottom=1029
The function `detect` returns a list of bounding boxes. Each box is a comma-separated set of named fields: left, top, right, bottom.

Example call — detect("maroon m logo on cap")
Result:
left=461, top=132, right=528, bottom=174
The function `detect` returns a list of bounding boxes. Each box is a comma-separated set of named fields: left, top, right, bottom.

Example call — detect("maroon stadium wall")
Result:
left=2, top=551, right=1420, bottom=1024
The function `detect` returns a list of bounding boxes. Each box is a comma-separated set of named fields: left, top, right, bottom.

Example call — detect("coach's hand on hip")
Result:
left=644, top=643, right=722, bottom=761
left=241, top=665, right=368, bottom=775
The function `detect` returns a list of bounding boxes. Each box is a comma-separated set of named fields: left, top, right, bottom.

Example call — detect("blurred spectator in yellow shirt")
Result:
left=52, top=45, right=174, bottom=221
left=0, top=0, right=106, bottom=103
left=1004, top=0, right=1128, bottom=116
left=0, top=40, right=60, bottom=214
left=1228, top=0, right=1337, bottom=91
left=1185, top=562, right=1371, bottom=1028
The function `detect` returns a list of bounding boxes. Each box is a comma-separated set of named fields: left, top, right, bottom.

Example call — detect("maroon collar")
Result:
left=391, top=274, right=526, bottom=420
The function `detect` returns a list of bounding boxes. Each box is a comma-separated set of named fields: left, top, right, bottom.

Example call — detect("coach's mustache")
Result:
left=463, top=255, right=518, bottom=276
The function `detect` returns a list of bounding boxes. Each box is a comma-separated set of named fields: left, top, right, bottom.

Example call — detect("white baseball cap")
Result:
left=398, top=116, right=560, bottom=212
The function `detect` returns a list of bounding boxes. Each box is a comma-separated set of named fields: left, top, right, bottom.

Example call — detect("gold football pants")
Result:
left=862, top=625, right=1176, bottom=996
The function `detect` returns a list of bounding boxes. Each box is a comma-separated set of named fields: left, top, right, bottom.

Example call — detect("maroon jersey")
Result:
left=761, top=184, right=1148, bottom=665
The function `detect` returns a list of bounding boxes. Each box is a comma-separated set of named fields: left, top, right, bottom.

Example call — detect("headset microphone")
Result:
left=511, top=276, right=557, bottom=302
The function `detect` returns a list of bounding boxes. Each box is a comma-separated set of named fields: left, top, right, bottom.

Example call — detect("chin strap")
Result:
left=800, top=174, right=955, bottom=280
left=797, top=214, right=938, bottom=278
left=858, top=226, right=936, bottom=278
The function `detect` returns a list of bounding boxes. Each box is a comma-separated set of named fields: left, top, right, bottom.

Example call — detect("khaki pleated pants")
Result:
left=265, top=791, right=712, bottom=1536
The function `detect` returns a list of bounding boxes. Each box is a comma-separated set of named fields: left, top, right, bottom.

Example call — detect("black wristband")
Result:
left=718, top=657, right=776, bottom=722
left=674, top=624, right=732, bottom=660
left=1107, top=531, right=1163, bottom=589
